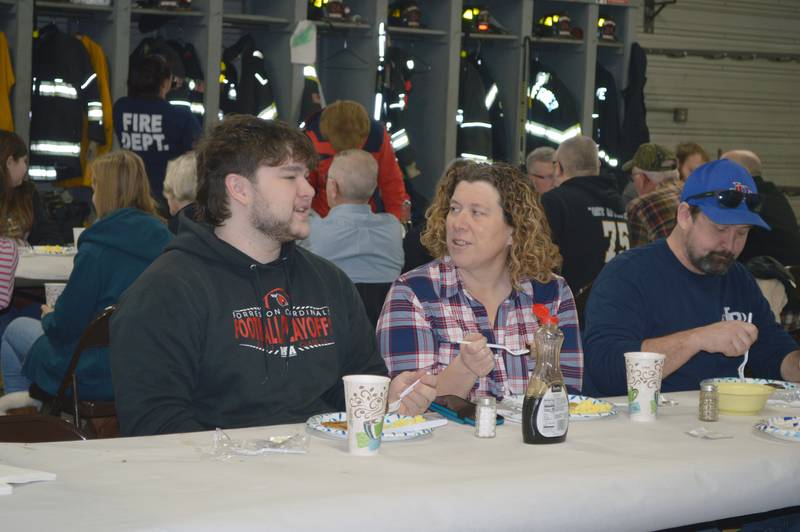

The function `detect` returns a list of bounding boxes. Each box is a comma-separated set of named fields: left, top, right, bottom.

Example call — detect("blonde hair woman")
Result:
left=377, top=162, right=584, bottom=400
left=0, top=150, right=172, bottom=401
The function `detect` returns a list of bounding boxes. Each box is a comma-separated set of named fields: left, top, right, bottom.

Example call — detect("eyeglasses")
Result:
left=684, top=189, right=762, bottom=212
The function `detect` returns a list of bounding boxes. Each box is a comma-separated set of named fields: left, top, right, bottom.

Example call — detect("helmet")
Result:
left=389, top=1, right=423, bottom=28
left=462, top=5, right=509, bottom=34
left=308, top=0, right=352, bottom=21
left=535, top=13, right=573, bottom=38
left=597, top=16, right=617, bottom=41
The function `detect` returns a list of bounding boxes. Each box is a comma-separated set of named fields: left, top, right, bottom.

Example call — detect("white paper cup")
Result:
left=624, top=351, right=666, bottom=422
left=73, top=227, right=85, bottom=246
left=44, top=282, right=67, bottom=308
left=342, top=375, right=390, bottom=456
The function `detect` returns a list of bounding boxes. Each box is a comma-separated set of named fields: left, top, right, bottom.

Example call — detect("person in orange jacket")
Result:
left=304, top=100, right=410, bottom=222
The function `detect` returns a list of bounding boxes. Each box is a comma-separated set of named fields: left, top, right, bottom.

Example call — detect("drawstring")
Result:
left=280, top=257, right=292, bottom=372
left=250, top=263, right=270, bottom=383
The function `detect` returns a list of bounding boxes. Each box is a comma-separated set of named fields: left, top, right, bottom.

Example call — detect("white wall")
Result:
left=634, top=0, right=800, bottom=214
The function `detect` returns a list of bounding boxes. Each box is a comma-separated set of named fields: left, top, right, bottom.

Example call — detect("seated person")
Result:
left=163, top=151, right=198, bottom=234
left=0, top=150, right=173, bottom=400
left=0, top=130, right=61, bottom=245
left=0, top=238, right=18, bottom=312
left=377, top=162, right=583, bottom=400
left=676, top=142, right=709, bottom=181
left=583, top=160, right=800, bottom=396
left=303, top=149, right=403, bottom=284
left=109, top=116, right=435, bottom=436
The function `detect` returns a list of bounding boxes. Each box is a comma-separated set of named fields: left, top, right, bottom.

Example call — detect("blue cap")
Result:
left=680, top=159, right=770, bottom=230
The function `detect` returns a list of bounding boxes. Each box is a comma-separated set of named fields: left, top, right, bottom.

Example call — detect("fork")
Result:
left=386, top=378, right=421, bottom=414
left=737, top=312, right=753, bottom=379
left=457, top=340, right=529, bottom=357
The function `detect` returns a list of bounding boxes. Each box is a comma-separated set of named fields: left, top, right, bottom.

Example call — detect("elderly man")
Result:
left=110, top=116, right=435, bottom=436
left=721, top=149, right=800, bottom=266
left=584, top=159, right=800, bottom=396
left=624, top=143, right=683, bottom=248
left=541, top=135, right=628, bottom=293
left=304, top=149, right=404, bottom=284
left=525, top=146, right=556, bottom=194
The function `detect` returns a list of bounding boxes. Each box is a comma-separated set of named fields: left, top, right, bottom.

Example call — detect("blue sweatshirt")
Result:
left=23, top=208, right=173, bottom=400
left=583, top=239, right=797, bottom=396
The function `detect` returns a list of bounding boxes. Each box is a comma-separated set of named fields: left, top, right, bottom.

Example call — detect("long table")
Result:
left=0, top=391, right=798, bottom=531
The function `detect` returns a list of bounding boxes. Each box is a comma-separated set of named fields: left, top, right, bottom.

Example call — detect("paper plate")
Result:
left=753, top=416, right=800, bottom=443
left=498, top=394, right=617, bottom=423
left=305, top=412, right=434, bottom=441
left=701, top=378, right=797, bottom=390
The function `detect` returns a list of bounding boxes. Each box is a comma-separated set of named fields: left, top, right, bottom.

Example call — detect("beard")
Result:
left=689, top=249, right=735, bottom=275
left=249, top=195, right=307, bottom=243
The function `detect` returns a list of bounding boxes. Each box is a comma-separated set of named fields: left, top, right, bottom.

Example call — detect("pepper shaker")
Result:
left=699, top=383, right=719, bottom=422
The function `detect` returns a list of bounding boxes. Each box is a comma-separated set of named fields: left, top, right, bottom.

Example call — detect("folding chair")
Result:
left=30, top=305, right=118, bottom=438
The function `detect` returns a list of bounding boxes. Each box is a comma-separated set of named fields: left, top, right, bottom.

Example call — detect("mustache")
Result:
left=705, top=251, right=735, bottom=263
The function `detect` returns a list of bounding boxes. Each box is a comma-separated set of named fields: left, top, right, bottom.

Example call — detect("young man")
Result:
left=583, top=159, right=800, bottom=396
left=110, top=116, right=435, bottom=436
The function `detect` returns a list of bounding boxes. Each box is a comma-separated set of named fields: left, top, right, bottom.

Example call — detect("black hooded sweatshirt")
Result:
left=541, top=175, right=629, bottom=293
left=110, top=216, right=386, bottom=436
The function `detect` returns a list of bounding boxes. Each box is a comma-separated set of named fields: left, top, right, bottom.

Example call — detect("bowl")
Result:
left=715, top=382, right=775, bottom=415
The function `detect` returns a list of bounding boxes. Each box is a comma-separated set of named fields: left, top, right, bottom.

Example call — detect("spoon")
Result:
left=457, top=340, right=529, bottom=357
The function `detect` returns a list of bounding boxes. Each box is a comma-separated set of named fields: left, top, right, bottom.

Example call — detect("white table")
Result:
left=15, top=253, right=74, bottom=287
left=0, top=391, right=798, bottom=531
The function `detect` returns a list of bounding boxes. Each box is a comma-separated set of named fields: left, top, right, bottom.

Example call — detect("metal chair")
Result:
left=29, top=305, right=118, bottom=438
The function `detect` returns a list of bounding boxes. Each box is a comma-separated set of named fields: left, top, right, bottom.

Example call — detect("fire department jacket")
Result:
left=375, top=45, right=420, bottom=181
left=29, top=24, right=104, bottom=182
left=525, top=60, right=581, bottom=153
left=0, top=31, right=14, bottom=132
left=619, top=42, right=649, bottom=164
left=220, top=35, right=277, bottom=120
left=593, top=63, right=622, bottom=169
left=304, top=110, right=409, bottom=221
left=457, top=53, right=507, bottom=162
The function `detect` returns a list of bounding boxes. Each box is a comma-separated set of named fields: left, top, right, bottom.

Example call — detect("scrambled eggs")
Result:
left=569, top=399, right=613, bottom=415
left=385, top=415, right=425, bottom=429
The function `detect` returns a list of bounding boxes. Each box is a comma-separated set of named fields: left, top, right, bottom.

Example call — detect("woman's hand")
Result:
left=40, top=304, right=54, bottom=318
left=459, top=332, right=495, bottom=378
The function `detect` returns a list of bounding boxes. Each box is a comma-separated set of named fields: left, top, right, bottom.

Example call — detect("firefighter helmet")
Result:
left=308, top=0, right=352, bottom=21
left=389, top=1, right=423, bottom=28
left=462, top=5, right=509, bottom=34
left=597, top=16, right=617, bottom=41
left=535, top=13, right=573, bottom=38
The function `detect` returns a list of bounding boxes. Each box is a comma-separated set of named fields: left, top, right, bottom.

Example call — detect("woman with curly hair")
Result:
left=377, top=162, right=583, bottom=400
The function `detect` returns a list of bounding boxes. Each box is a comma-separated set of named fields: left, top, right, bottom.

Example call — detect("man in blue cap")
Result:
left=583, top=159, right=800, bottom=396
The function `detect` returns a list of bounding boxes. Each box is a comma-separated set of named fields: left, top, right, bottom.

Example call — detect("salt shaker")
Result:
left=698, top=383, right=719, bottom=422
left=475, top=396, right=497, bottom=438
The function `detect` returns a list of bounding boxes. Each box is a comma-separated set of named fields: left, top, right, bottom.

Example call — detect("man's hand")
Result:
left=459, top=333, right=495, bottom=377
left=696, top=321, right=758, bottom=357
left=40, top=304, right=54, bottom=318
left=389, top=370, right=437, bottom=416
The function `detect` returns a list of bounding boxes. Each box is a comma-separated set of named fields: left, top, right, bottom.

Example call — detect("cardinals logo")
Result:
left=265, top=288, right=290, bottom=309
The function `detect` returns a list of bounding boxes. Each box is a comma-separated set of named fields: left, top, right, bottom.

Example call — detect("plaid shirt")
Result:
left=626, top=179, right=683, bottom=248
left=376, top=256, right=583, bottom=400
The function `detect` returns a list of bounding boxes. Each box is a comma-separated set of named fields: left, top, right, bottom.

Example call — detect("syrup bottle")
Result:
left=522, top=304, right=569, bottom=444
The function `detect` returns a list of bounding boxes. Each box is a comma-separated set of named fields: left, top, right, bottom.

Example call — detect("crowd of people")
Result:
left=0, top=54, right=798, bottom=443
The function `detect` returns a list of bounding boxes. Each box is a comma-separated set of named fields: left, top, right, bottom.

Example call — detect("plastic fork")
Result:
left=737, top=312, right=753, bottom=379
left=457, top=340, right=529, bottom=357
left=386, top=378, right=421, bottom=414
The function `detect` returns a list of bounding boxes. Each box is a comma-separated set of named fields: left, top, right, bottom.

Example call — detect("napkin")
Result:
left=0, top=464, right=56, bottom=495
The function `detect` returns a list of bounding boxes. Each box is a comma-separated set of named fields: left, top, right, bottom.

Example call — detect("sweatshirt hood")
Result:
left=82, top=208, right=172, bottom=262
left=167, top=215, right=295, bottom=274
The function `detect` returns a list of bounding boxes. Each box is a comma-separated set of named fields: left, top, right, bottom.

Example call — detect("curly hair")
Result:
left=421, top=161, right=561, bottom=285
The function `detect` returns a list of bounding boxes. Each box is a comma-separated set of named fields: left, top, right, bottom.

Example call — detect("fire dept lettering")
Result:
left=120, top=112, right=170, bottom=151
left=231, top=288, right=334, bottom=356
